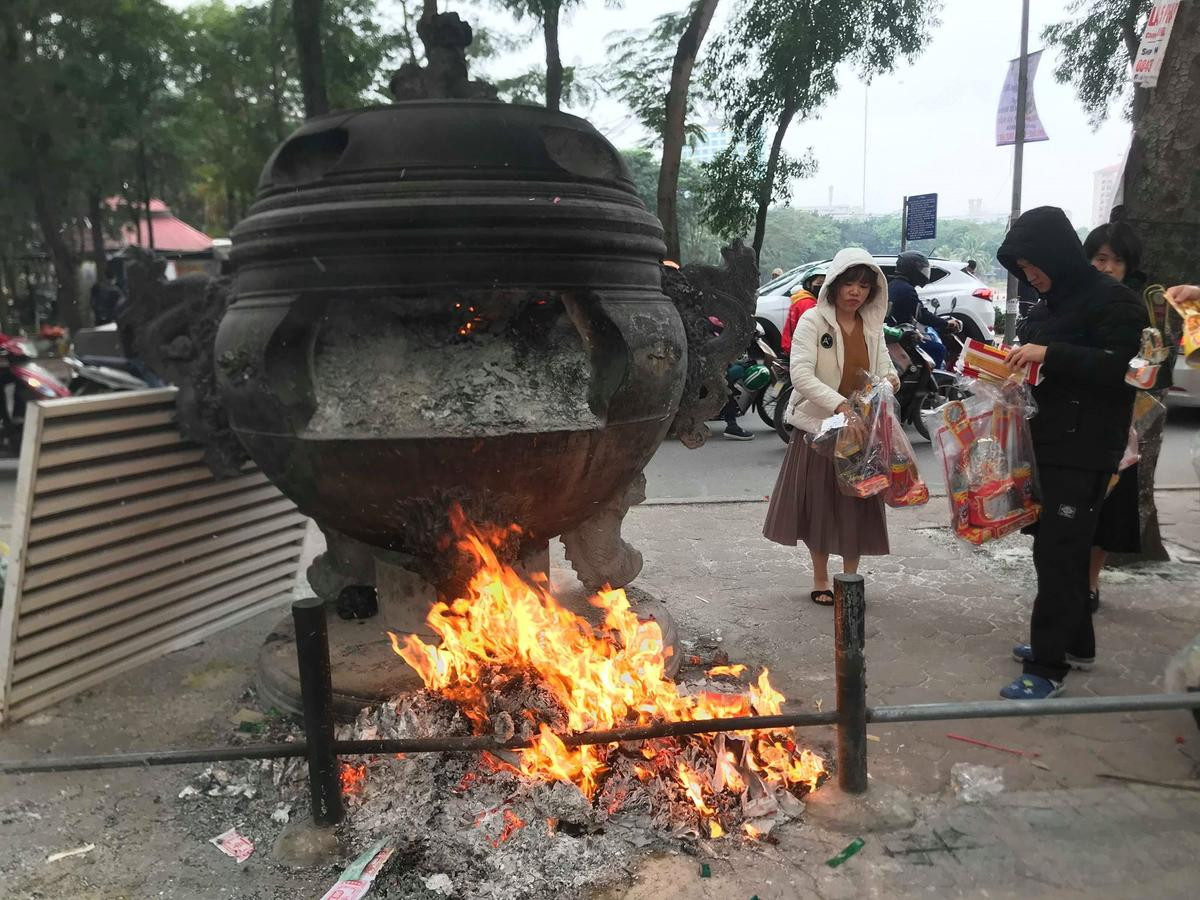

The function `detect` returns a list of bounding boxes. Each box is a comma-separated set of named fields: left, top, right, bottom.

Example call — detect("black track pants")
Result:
left=1024, top=465, right=1111, bottom=682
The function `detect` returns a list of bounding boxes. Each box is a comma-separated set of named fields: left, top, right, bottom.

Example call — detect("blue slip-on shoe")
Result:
left=1000, top=674, right=1065, bottom=700
left=1012, top=643, right=1095, bottom=671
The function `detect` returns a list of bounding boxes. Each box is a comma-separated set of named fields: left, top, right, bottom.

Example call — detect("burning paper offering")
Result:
left=381, top=518, right=825, bottom=836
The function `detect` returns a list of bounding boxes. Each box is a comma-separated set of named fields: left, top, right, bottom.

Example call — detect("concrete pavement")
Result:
left=1, top=485, right=1197, bottom=897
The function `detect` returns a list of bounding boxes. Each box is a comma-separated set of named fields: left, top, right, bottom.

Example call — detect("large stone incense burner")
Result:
left=220, top=101, right=686, bottom=562
left=217, top=101, right=753, bottom=713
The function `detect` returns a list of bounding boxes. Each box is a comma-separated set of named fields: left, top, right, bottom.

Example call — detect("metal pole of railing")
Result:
left=292, top=597, right=344, bottom=827
left=4, top=695, right=1200, bottom=775
left=833, top=573, right=868, bottom=794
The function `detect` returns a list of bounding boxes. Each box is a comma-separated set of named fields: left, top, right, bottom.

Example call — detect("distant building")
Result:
left=682, top=125, right=734, bottom=165
left=793, top=203, right=866, bottom=220
left=1092, top=164, right=1122, bottom=227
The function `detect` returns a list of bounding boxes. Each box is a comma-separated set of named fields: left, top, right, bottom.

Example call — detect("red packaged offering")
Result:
left=927, top=378, right=1041, bottom=544
left=813, top=376, right=929, bottom=505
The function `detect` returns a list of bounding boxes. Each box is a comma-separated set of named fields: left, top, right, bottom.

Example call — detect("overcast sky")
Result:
left=171, top=1, right=1133, bottom=227
left=433, top=0, right=1132, bottom=227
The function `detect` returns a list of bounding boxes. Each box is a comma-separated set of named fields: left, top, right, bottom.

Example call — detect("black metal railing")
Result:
left=4, top=579, right=1200, bottom=826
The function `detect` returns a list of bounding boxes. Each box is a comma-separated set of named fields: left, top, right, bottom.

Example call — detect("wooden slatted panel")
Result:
left=0, top=388, right=308, bottom=724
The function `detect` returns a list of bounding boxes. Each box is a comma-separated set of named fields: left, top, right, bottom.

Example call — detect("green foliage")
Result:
left=755, top=211, right=1010, bottom=283
left=494, top=64, right=600, bottom=108
left=698, top=131, right=815, bottom=240
left=621, top=149, right=721, bottom=265
left=0, top=0, right=404, bottom=263
left=478, top=0, right=610, bottom=110
left=700, top=0, right=941, bottom=253
left=1042, top=0, right=1150, bottom=127
left=604, top=6, right=709, bottom=146
left=756, top=209, right=843, bottom=273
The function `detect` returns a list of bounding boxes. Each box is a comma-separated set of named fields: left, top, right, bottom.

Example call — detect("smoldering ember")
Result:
left=3, top=2, right=1200, bottom=900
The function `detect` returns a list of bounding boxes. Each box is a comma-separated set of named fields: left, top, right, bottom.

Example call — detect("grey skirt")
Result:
left=763, top=433, right=890, bottom=557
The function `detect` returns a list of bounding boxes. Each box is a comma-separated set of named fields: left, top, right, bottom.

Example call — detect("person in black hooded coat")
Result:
left=994, top=206, right=1146, bottom=699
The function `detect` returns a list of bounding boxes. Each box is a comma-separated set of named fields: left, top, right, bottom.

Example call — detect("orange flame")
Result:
left=340, top=763, right=367, bottom=795
left=707, top=664, right=747, bottom=677
left=491, top=809, right=526, bottom=847
left=388, top=517, right=825, bottom=834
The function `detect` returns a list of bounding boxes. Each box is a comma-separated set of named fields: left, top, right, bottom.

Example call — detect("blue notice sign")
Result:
left=905, top=193, right=938, bottom=242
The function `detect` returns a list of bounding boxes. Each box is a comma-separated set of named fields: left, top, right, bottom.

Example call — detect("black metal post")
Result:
left=292, top=597, right=344, bottom=827
left=834, top=573, right=868, bottom=794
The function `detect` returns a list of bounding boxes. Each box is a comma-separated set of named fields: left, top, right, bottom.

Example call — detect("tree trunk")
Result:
left=657, top=0, right=720, bottom=263
left=0, top=254, right=15, bottom=332
left=28, top=158, right=81, bottom=333
left=269, top=0, right=287, bottom=141
left=138, top=140, right=155, bottom=250
left=1118, top=0, right=1199, bottom=563
left=293, top=0, right=329, bottom=118
left=752, top=101, right=798, bottom=261
left=543, top=2, right=564, bottom=112
left=87, top=190, right=106, bottom=276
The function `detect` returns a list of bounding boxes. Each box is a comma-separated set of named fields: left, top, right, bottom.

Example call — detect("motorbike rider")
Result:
left=780, top=265, right=827, bottom=356
left=887, top=250, right=961, bottom=368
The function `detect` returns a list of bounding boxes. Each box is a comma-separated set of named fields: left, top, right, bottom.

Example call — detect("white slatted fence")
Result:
left=0, top=388, right=308, bottom=723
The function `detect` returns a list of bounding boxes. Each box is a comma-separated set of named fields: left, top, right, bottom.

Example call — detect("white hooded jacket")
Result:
left=784, top=248, right=894, bottom=434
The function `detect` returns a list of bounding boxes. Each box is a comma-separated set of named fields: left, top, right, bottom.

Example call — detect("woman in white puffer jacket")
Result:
left=763, top=248, right=898, bottom=606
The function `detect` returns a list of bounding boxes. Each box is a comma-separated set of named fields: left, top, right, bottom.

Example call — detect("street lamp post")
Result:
left=1005, top=0, right=1031, bottom=345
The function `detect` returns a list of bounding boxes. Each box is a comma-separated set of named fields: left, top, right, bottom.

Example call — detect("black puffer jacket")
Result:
left=997, top=206, right=1146, bottom=473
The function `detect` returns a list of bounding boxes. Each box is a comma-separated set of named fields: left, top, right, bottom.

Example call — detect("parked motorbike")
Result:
left=712, top=321, right=788, bottom=434
left=0, top=332, right=71, bottom=454
left=747, top=324, right=790, bottom=429
left=65, top=355, right=153, bottom=395
left=887, top=323, right=963, bottom=440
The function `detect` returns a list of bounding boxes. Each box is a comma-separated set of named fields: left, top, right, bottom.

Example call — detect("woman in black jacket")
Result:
left=997, top=207, right=1146, bottom=700
left=1079, top=222, right=1158, bottom=611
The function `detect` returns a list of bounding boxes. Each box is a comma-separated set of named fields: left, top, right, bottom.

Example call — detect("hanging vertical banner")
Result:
left=1133, top=1, right=1181, bottom=88
left=996, top=50, right=1049, bottom=146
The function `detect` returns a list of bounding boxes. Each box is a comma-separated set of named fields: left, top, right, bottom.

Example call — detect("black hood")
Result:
left=997, top=206, right=1095, bottom=299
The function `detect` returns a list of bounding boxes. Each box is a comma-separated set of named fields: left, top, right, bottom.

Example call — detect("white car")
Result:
left=1165, top=352, right=1200, bottom=408
left=756, top=255, right=998, bottom=350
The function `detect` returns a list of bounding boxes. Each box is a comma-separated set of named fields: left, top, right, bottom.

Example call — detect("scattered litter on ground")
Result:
left=1030, top=759, right=1052, bottom=771
left=1165, top=631, right=1200, bottom=694
left=1096, top=772, right=1200, bottom=793
left=45, top=843, right=95, bottom=863
left=319, top=838, right=394, bottom=900
left=826, top=838, right=865, bottom=868
left=947, top=733, right=1039, bottom=757
left=699, top=863, right=711, bottom=878
left=423, top=873, right=455, bottom=897
left=186, top=766, right=257, bottom=799
left=209, top=827, right=254, bottom=862
left=271, top=804, right=291, bottom=824
left=951, top=763, right=1005, bottom=803
left=866, top=734, right=881, bottom=743
left=230, top=708, right=266, bottom=726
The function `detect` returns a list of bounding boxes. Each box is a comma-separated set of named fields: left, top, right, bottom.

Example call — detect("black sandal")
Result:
left=810, top=589, right=834, bottom=606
